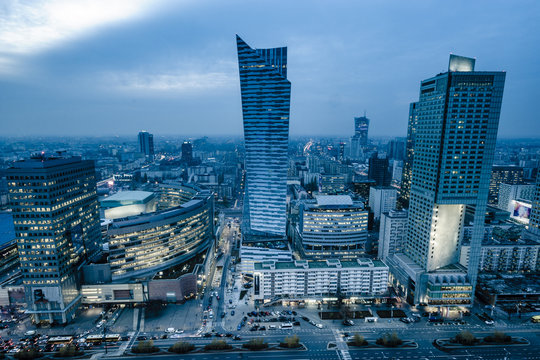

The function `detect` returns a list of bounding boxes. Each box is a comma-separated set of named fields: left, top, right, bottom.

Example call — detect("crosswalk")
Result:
left=332, top=329, right=351, bottom=360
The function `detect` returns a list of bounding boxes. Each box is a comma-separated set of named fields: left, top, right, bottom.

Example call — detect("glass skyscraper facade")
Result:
left=7, top=155, right=101, bottom=324
left=138, top=131, right=154, bottom=158
left=405, top=54, right=505, bottom=277
left=236, top=35, right=290, bottom=236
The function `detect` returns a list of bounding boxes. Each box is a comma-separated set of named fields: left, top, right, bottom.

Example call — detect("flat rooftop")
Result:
left=316, top=195, right=353, bottom=206
left=254, top=258, right=387, bottom=271
left=100, top=191, right=155, bottom=207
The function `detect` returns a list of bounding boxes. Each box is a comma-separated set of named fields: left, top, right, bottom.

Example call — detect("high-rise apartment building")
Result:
left=399, top=102, right=418, bottom=209
left=378, top=209, right=408, bottom=261
left=488, top=165, right=524, bottom=205
left=368, top=152, right=391, bottom=187
left=6, top=155, right=101, bottom=324
left=388, top=55, right=506, bottom=306
left=236, top=35, right=290, bottom=236
left=138, top=131, right=155, bottom=159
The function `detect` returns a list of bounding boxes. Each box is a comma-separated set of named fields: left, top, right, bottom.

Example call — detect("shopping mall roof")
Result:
left=100, top=191, right=155, bottom=208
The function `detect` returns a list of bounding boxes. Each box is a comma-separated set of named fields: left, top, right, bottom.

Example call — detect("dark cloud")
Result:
left=1, top=0, right=539, bottom=138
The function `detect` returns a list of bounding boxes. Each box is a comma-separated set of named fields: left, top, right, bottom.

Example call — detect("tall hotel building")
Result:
left=7, top=155, right=101, bottom=324
left=388, top=55, right=505, bottom=306
left=236, top=35, right=290, bottom=237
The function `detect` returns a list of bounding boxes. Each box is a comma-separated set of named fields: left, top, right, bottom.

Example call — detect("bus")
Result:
left=532, top=315, right=540, bottom=323
left=47, top=336, right=73, bottom=345
left=105, top=334, right=121, bottom=342
left=86, top=335, right=104, bottom=343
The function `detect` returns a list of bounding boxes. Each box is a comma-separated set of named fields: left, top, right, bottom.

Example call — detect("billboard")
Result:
left=511, top=200, right=531, bottom=224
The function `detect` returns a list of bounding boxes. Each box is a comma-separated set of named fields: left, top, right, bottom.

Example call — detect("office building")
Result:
left=497, top=183, right=535, bottom=218
left=352, top=179, right=377, bottom=201
left=253, top=258, right=388, bottom=301
left=181, top=141, right=193, bottom=164
left=138, top=131, right=155, bottom=159
left=368, top=153, right=391, bottom=187
left=107, top=184, right=214, bottom=280
left=237, top=35, right=290, bottom=237
left=292, top=195, right=368, bottom=259
left=488, top=165, right=523, bottom=205
left=388, top=55, right=506, bottom=306
left=399, top=102, right=419, bottom=209
left=7, top=155, right=101, bottom=324
left=378, top=209, right=408, bottom=261
left=368, top=186, right=397, bottom=221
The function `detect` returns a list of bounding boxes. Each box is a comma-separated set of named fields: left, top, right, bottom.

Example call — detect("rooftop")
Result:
left=316, top=195, right=353, bottom=207
left=254, top=258, right=387, bottom=271
left=100, top=191, right=155, bottom=207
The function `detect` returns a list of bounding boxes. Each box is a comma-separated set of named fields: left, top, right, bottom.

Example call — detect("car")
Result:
left=120, top=336, right=130, bottom=341
left=221, top=312, right=226, bottom=318
left=315, top=324, right=323, bottom=329
left=137, top=336, right=147, bottom=341
left=399, top=317, right=411, bottom=323
left=293, top=321, right=301, bottom=326
left=343, top=319, right=354, bottom=326
left=250, top=327, right=258, bottom=331
left=203, top=333, right=212, bottom=338
left=161, top=334, right=168, bottom=339
left=233, top=335, right=241, bottom=340
left=259, top=326, right=266, bottom=331
left=292, top=311, right=297, bottom=315
left=225, top=333, right=233, bottom=337
left=237, top=324, right=242, bottom=331
left=215, top=333, right=224, bottom=337
left=485, top=320, right=495, bottom=325
left=231, top=310, right=235, bottom=316
left=175, top=329, right=184, bottom=334
left=342, top=332, right=350, bottom=338
left=301, top=316, right=309, bottom=321
left=229, top=299, right=233, bottom=304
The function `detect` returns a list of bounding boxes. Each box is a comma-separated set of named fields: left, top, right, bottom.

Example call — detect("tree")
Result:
left=484, top=331, right=512, bottom=344
left=280, top=334, right=301, bottom=348
left=242, top=338, right=268, bottom=350
left=169, top=341, right=195, bottom=354
left=55, top=345, right=83, bottom=358
left=350, top=334, right=368, bottom=346
left=205, top=340, right=232, bottom=351
left=132, top=340, right=159, bottom=354
left=14, top=348, right=42, bottom=360
left=376, top=332, right=403, bottom=347
left=453, top=331, right=477, bottom=346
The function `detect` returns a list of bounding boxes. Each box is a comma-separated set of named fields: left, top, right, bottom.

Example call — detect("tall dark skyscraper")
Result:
left=7, top=155, right=101, bottom=324
left=138, top=131, right=154, bottom=158
left=388, top=54, right=505, bottom=306
left=399, top=102, right=419, bottom=208
left=368, top=152, right=391, bottom=187
left=181, top=141, right=193, bottom=164
left=236, top=35, right=290, bottom=236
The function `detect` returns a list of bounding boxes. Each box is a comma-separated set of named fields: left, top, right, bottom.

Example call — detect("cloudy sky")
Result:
left=1, top=0, right=539, bottom=138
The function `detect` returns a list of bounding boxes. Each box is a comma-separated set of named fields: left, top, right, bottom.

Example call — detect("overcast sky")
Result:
left=1, top=0, right=539, bottom=138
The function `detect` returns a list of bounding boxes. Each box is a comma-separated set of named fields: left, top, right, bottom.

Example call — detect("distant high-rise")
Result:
left=387, top=137, right=406, bottom=161
left=181, top=141, right=193, bottom=164
left=350, top=116, right=370, bottom=159
left=368, top=152, right=391, bottom=187
left=388, top=55, right=506, bottom=306
left=138, top=131, right=154, bottom=158
left=488, top=165, right=523, bottom=205
left=7, top=155, right=101, bottom=324
left=399, top=102, right=419, bottom=209
left=236, top=35, right=290, bottom=236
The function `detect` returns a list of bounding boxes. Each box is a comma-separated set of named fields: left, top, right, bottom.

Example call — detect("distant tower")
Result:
left=138, top=131, right=154, bottom=159
left=181, top=141, right=193, bottom=164
left=350, top=115, right=370, bottom=159
left=7, top=155, right=101, bottom=324
left=236, top=35, right=290, bottom=236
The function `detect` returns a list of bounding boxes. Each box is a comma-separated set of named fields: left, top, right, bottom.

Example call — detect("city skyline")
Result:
left=0, top=1, right=539, bottom=138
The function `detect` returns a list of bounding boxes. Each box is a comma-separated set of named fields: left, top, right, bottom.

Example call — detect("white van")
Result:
left=166, top=328, right=175, bottom=333
left=280, top=323, right=293, bottom=329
